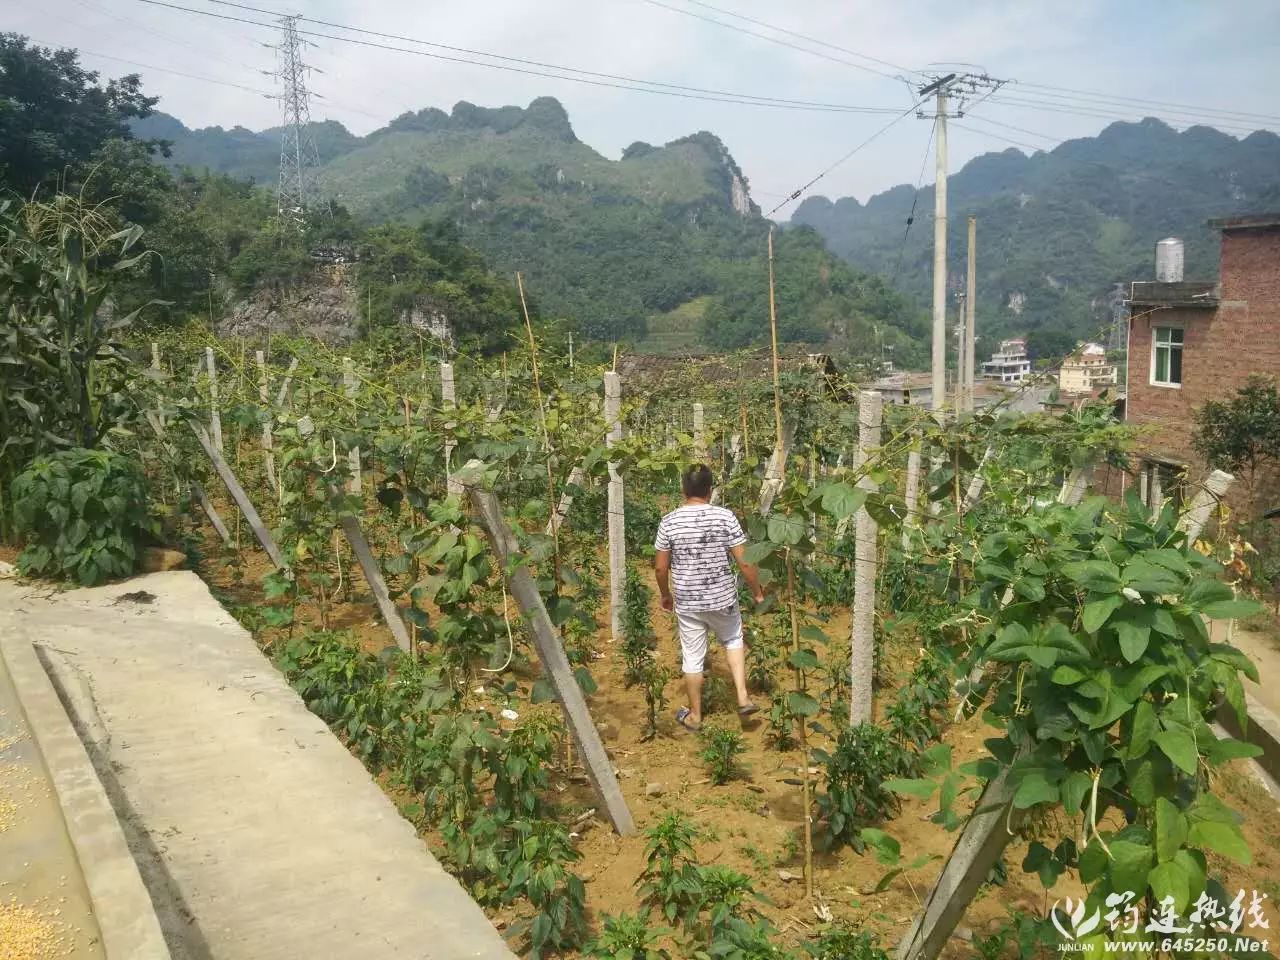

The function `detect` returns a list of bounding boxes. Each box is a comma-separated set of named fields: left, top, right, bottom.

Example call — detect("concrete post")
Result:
left=205, top=347, right=223, bottom=454
left=962, top=445, right=994, bottom=512
left=930, top=90, right=949, bottom=412
left=604, top=373, right=626, bottom=644
left=343, top=358, right=362, bottom=495
left=546, top=464, right=586, bottom=536
left=191, top=423, right=286, bottom=570
left=1139, top=463, right=1149, bottom=507
left=758, top=421, right=795, bottom=517
left=693, top=403, right=707, bottom=463
left=441, top=362, right=461, bottom=497
left=902, top=449, right=921, bottom=551
left=275, top=357, right=298, bottom=409
left=256, top=350, right=278, bottom=498
left=850, top=390, right=882, bottom=725
left=1150, top=466, right=1164, bottom=515
left=712, top=433, right=743, bottom=506
left=964, top=216, right=977, bottom=412
left=1180, top=469, right=1233, bottom=542
left=459, top=461, right=635, bottom=836
left=340, top=515, right=412, bottom=652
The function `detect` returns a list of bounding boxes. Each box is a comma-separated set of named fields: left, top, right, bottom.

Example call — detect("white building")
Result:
left=981, top=338, right=1032, bottom=383
left=1058, top=342, right=1118, bottom=395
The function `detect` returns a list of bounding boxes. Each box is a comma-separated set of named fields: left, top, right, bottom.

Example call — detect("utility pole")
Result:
left=915, top=71, right=1004, bottom=412
left=964, top=215, right=977, bottom=412
left=269, top=15, right=320, bottom=227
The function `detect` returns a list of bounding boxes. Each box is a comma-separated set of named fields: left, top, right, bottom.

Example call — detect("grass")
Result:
left=636, top=296, right=711, bottom=356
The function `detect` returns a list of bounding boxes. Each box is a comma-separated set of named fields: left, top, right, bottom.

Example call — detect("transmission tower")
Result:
left=912, top=70, right=1006, bottom=411
left=270, top=15, right=320, bottom=226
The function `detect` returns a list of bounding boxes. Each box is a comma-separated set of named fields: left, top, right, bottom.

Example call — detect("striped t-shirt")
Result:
left=654, top=504, right=748, bottom=612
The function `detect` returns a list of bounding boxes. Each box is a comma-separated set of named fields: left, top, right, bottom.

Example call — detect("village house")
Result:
left=981, top=337, right=1032, bottom=383
left=1120, top=214, right=1280, bottom=510
left=1057, top=342, right=1118, bottom=396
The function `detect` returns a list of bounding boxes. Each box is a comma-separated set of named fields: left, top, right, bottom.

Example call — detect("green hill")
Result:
left=791, top=118, right=1280, bottom=359
left=134, top=98, right=926, bottom=364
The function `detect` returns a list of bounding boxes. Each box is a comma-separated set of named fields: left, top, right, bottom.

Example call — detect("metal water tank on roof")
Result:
left=1155, top=237, right=1184, bottom=282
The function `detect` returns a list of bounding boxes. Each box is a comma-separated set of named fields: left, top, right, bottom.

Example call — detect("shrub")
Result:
left=699, top=724, right=747, bottom=785
left=813, top=722, right=904, bottom=851
left=12, top=448, right=154, bottom=585
left=585, top=912, right=672, bottom=960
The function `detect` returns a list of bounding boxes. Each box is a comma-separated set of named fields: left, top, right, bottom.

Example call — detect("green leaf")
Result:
left=767, top=515, right=803, bottom=546
left=1201, top=598, right=1263, bottom=620
left=1123, top=558, right=1184, bottom=595
left=1061, top=559, right=1122, bottom=593
left=1186, top=820, right=1251, bottom=865
left=885, top=778, right=937, bottom=800
left=1154, top=798, right=1188, bottom=863
left=1108, top=840, right=1155, bottom=896
left=1060, top=771, right=1092, bottom=815
left=1083, top=595, right=1123, bottom=633
left=1129, top=700, right=1157, bottom=758
left=1012, top=772, right=1059, bottom=809
left=742, top=542, right=774, bottom=565
left=819, top=482, right=866, bottom=520
left=788, top=649, right=820, bottom=670
left=859, top=828, right=901, bottom=865
left=1115, top=618, right=1151, bottom=663
left=786, top=692, right=819, bottom=717
left=1153, top=728, right=1199, bottom=775
left=1149, top=860, right=1191, bottom=912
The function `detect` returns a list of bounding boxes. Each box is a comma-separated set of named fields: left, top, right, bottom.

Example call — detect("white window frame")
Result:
left=1150, top=326, right=1183, bottom=388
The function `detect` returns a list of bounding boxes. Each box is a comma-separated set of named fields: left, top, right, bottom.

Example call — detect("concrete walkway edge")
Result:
left=0, top=630, right=172, bottom=960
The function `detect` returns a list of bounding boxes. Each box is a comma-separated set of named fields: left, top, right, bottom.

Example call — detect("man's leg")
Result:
left=712, top=607, right=752, bottom=708
left=677, top=610, right=710, bottom=724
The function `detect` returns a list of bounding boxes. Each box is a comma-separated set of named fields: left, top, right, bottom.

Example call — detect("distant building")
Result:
left=870, top=371, right=933, bottom=406
left=1058, top=342, right=1118, bottom=395
left=982, top=338, right=1032, bottom=383
left=1116, top=216, right=1280, bottom=512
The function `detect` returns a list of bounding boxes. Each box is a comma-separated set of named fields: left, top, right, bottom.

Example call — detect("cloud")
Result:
left=16, top=0, right=1280, bottom=210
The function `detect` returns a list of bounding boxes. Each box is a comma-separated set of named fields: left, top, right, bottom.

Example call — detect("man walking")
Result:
left=654, top=464, right=764, bottom=731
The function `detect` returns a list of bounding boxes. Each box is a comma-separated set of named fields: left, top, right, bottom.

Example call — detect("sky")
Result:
left=10, top=0, right=1280, bottom=211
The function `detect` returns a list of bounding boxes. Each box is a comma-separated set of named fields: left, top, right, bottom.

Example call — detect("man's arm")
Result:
left=729, top=543, right=765, bottom=604
left=654, top=549, right=673, bottom=611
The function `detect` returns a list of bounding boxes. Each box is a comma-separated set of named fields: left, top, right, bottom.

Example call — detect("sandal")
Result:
left=737, top=703, right=760, bottom=718
left=676, top=707, right=702, bottom=732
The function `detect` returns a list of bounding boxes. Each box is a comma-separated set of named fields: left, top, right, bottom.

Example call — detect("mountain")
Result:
left=133, top=99, right=925, bottom=363
left=792, top=118, right=1280, bottom=358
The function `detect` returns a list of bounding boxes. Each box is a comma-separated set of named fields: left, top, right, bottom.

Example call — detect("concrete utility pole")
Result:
left=964, top=216, right=977, bottom=412
left=916, top=73, right=1004, bottom=412
left=928, top=82, right=950, bottom=412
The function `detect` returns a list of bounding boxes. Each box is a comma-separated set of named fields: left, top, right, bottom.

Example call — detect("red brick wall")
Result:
left=1118, top=226, right=1280, bottom=519
left=1221, top=228, right=1280, bottom=313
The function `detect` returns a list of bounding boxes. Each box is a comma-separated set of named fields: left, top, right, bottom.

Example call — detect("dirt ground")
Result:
left=186, top=516, right=1280, bottom=958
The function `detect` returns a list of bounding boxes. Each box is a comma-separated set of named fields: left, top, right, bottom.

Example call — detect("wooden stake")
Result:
left=766, top=228, right=784, bottom=446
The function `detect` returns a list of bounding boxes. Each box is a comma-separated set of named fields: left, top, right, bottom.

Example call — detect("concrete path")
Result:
left=0, top=572, right=515, bottom=960
left=1228, top=623, right=1280, bottom=718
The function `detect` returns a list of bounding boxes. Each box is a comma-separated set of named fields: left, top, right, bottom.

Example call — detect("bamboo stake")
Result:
left=516, top=272, right=560, bottom=579
left=785, top=549, right=815, bottom=901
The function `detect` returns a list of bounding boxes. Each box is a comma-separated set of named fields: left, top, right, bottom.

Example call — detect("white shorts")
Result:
left=675, top=606, right=744, bottom=674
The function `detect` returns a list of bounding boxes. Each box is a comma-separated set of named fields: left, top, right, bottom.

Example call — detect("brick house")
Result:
left=1119, top=214, right=1280, bottom=512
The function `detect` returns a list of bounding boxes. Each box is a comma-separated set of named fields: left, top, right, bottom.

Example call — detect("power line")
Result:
left=68, top=0, right=264, bottom=74
left=889, top=122, right=935, bottom=286
left=1013, top=80, right=1280, bottom=126
left=637, top=0, right=905, bottom=81
left=764, top=103, right=920, bottom=217
left=987, top=94, right=1266, bottom=136
left=671, top=0, right=922, bottom=78
left=132, top=0, right=908, bottom=114
left=35, top=41, right=276, bottom=97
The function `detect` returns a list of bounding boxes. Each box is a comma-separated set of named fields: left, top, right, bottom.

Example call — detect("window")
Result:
left=1151, top=326, right=1183, bottom=386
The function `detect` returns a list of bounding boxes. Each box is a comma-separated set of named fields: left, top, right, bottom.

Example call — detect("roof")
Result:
left=1128, top=281, right=1219, bottom=308
left=1208, top=213, right=1280, bottom=232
